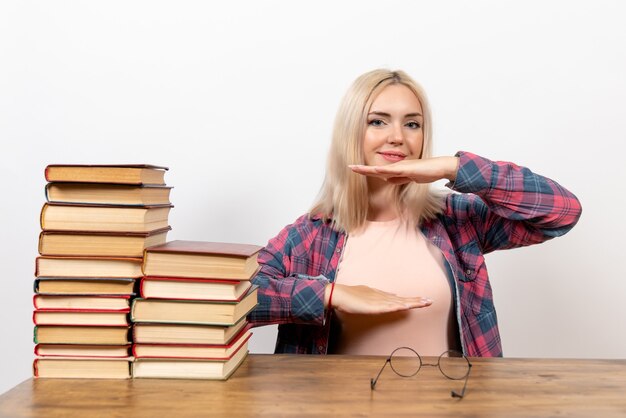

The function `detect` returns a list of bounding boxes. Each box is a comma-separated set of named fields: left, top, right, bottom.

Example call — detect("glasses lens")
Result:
left=389, top=347, right=421, bottom=377
left=438, top=350, right=470, bottom=380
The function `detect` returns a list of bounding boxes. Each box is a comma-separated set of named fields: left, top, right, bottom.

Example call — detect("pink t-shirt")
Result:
left=332, top=219, right=457, bottom=356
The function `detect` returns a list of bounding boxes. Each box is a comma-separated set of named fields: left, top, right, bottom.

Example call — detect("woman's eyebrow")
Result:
left=368, top=111, right=423, bottom=118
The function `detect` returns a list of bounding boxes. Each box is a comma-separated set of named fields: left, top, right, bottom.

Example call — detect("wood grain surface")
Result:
left=1, top=354, right=625, bottom=417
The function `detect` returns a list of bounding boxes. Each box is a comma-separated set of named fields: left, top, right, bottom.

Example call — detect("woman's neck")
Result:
left=367, top=178, right=399, bottom=221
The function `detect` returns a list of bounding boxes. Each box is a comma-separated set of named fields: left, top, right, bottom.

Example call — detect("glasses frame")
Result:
left=370, top=347, right=472, bottom=399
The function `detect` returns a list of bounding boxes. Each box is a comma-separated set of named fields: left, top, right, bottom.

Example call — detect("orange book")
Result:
left=33, top=294, right=130, bottom=310
left=34, top=278, right=135, bottom=295
left=139, top=276, right=252, bottom=301
left=132, top=342, right=249, bottom=380
left=45, top=164, right=168, bottom=185
left=34, top=325, right=130, bottom=345
left=143, top=240, right=262, bottom=280
left=40, top=203, right=172, bottom=232
left=33, top=309, right=130, bottom=326
left=132, top=319, right=248, bottom=345
left=38, top=227, right=171, bottom=257
left=131, top=286, right=258, bottom=326
left=45, top=183, right=172, bottom=206
left=34, top=357, right=132, bottom=379
left=35, top=256, right=143, bottom=278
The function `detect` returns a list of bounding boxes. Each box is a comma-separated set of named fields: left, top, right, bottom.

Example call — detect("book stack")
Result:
left=33, top=164, right=173, bottom=379
left=131, top=240, right=260, bottom=380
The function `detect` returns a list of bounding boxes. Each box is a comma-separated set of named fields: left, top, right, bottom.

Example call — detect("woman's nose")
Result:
left=387, top=123, right=404, bottom=144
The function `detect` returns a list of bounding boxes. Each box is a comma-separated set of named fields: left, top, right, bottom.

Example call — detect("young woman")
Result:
left=247, top=69, right=582, bottom=357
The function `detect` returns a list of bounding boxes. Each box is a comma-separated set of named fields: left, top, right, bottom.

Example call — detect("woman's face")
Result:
left=363, top=84, right=424, bottom=166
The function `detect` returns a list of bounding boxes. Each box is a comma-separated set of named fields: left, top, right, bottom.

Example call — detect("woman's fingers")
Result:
left=330, top=284, right=432, bottom=314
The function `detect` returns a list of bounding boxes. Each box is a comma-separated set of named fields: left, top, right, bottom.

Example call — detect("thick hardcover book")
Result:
left=131, top=286, right=258, bottom=325
left=38, top=227, right=171, bottom=257
left=34, top=278, right=136, bottom=295
left=33, top=325, right=130, bottom=345
left=45, top=164, right=168, bottom=185
left=34, top=294, right=130, bottom=310
left=34, top=357, right=132, bottom=379
left=45, top=183, right=172, bottom=206
left=34, top=344, right=131, bottom=358
left=139, top=276, right=252, bottom=301
left=132, top=342, right=249, bottom=380
left=143, top=240, right=262, bottom=280
left=133, top=327, right=252, bottom=359
left=40, top=203, right=172, bottom=233
left=33, top=309, right=130, bottom=326
left=132, top=318, right=248, bottom=345
left=35, top=256, right=143, bottom=278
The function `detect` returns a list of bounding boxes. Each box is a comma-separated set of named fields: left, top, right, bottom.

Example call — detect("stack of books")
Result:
left=33, top=164, right=173, bottom=379
left=131, top=240, right=260, bottom=380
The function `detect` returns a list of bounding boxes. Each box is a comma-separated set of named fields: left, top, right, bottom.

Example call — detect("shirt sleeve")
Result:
left=247, top=217, right=330, bottom=327
left=446, top=151, right=582, bottom=253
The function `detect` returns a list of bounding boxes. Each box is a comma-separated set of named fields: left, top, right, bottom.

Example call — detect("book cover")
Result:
left=40, top=203, right=172, bottom=232
left=132, top=326, right=252, bottom=359
left=38, top=227, right=171, bottom=257
left=45, top=164, right=168, bottom=185
left=33, top=294, right=131, bottom=310
left=132, top=318, right=248, bottom=345
left=34, top=277, right=136, bottom=295
left=34, top=357, right=132, bottom=379
left=45, top=183, right=173, bottom=206
left=139, top=276, right=252, bottom=301
left=130, top=286, right=258, bottom=326
left=145, top=240, right=262, bottom=257
left=142, top=241, right=262, bottom=280
left=33, top=309, right=130, bottom=326
left=34, top=344, right=131, bottom=358
left=35, top=256, right=143, bottom=278
left=132, top=343, right=249, bottom=380
left=33, top=325, right=130, bottom=345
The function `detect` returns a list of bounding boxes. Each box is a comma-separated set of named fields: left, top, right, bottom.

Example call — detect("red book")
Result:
left=132, top=326, right=252, bottom=360
left=34, top=344, right=131, bottom=358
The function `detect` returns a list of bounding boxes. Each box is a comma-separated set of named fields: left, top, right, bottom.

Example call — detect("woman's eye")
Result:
left=406, top=121, right=421, bottom=129
left=368, top=119, right=385, bottom=127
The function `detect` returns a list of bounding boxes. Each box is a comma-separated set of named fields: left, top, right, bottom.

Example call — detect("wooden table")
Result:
left=1, top=354, right=625, bottom=417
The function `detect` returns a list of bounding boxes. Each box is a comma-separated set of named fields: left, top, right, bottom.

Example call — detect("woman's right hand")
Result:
left=326, top=283, right=432, bottom=314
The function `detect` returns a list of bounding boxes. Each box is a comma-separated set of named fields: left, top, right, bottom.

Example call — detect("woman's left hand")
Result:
left=349, top=156, right=460, bottom=185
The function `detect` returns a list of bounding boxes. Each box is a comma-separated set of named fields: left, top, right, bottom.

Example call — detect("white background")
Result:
left=1, top=0, right=625, bottom=395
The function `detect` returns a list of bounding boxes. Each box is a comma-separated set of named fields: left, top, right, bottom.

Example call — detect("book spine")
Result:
left=34, top=344, right=40, bottom=356
left=39, top=203, right=48, bottom=230
left=32, top=359, right=39, bottom=378
left=33, top=326, right=38, bottom=344
left=131, top=344, right=138, bottom=358
left=44, top=166, right=50, bottom=182
left=139, top=278, right=146, bottom=298
left=34, top=257, right=40, bottom=277
left=37, top=232, right=44, bottom=256
left=33, top=294, right=39, bottom=309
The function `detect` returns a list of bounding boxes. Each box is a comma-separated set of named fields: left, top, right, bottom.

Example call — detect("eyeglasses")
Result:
left=370, top=347, right=472, bottom=399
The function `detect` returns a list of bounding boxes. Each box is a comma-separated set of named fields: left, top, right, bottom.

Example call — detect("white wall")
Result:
left=1, top=0, right=624, bottom=395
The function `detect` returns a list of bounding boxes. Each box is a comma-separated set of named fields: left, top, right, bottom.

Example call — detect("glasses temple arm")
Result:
left=370, top=358, right=391, bottom=390
left=451, top=363, right=472, bottom=399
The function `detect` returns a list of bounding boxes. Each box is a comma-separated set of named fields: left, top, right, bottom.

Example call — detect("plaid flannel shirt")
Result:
left=248, top=151, right=582, bottom=356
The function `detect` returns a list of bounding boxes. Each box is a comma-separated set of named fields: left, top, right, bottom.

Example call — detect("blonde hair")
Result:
left=309, top=69, right=445, bottom=232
